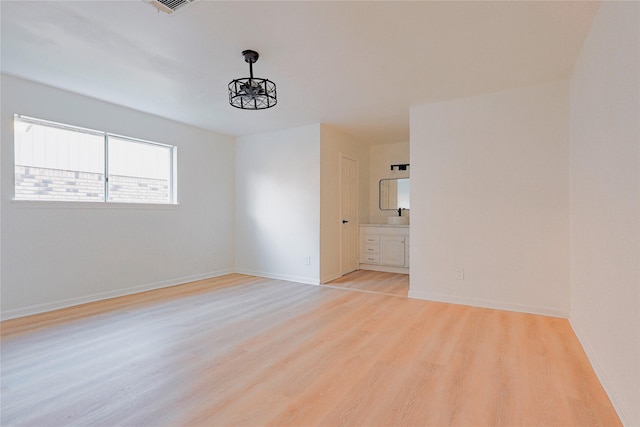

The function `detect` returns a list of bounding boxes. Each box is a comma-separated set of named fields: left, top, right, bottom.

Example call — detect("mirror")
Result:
left=379, top=178, right=410, bottom=210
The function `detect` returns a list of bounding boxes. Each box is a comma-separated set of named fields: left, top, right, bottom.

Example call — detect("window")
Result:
left=107, top=135, right=174, bottom=204
left=14, top=115, right=177, bottom=204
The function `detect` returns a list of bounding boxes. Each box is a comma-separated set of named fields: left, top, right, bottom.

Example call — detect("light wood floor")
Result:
left=1, top=274, right=620, bottom=426
left=325, top=269, right=409, bottom=297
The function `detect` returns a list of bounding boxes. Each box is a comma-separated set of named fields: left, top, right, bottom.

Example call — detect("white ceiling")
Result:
left=1, top=1, right=599, bottom=145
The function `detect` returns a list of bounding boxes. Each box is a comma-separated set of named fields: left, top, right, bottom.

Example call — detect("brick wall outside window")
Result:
left=15, top=165, right=169, bottom=203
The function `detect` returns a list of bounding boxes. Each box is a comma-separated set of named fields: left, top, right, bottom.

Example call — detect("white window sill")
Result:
left=10, top=199, right=180, bottom=210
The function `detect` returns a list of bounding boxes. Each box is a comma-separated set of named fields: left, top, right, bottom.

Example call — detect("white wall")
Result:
left=320, top=124, right=369, bottom=283
left=409, top=80, right=570, bottom=317
left=569, top=2, right=640, bottom=425
left=235, top=124, right=321, bottom=285
left=1, top=75, right=236, bottom=318
left=369, top=141, right=410, bottom=224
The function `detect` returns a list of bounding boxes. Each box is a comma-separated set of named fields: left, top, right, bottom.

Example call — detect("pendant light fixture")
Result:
left=228, top=50, right=277, bottom=110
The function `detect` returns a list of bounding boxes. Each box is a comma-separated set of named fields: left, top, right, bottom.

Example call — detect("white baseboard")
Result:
left=408, top=289, right=569, bottom=318
left=234, top=268, right=320, bottom=286
left=569, top=320, right=631, bottom=427
left=1, top=269, right=235, bottom=321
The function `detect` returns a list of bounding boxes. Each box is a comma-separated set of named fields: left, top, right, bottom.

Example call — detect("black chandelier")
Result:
left=228, top=50, right=277, bottom=110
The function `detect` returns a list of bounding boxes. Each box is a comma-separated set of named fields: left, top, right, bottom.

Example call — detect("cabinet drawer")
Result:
left=362, top=235, right=380, bottom=245
left=361, top=253, right=381, bottom=264
left=362, top=244, right=380, bottom=254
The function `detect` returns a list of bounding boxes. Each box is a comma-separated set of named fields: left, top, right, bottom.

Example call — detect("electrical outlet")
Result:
left=305, top=256, right=311, bottom=265
left=456, top=269, right=464, bottom=280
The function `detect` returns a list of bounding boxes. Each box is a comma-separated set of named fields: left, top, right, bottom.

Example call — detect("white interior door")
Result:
left=340, top=155, right=359, bottom=275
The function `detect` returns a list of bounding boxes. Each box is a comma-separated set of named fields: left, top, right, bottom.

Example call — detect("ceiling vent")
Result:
left=149, top=0, right=194, bottom=14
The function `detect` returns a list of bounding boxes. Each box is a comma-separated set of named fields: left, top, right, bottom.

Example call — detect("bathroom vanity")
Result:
left=359, top=224, right=409, bottom=274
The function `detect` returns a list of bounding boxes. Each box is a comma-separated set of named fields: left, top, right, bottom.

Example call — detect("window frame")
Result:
left=13, top=114, right=178, bottom=206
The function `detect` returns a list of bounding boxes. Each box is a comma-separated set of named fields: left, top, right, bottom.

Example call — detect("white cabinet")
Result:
left=381, top=235, right=406, bottom=266
left=360, top=225, right=409, bottom=273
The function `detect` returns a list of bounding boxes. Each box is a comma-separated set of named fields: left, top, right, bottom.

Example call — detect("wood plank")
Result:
left=0, top=273, right=621, bottom=426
